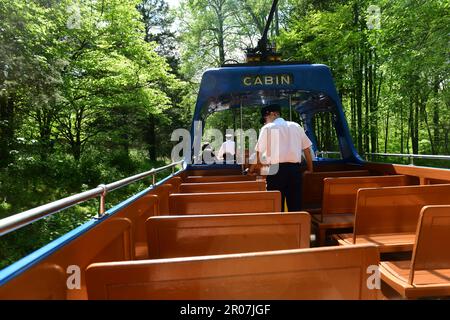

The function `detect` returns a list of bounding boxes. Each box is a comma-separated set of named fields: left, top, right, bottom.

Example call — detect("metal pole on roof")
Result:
left=240, top=97, right=244, bottom=170
left=289, top=94, right=292, bottom=121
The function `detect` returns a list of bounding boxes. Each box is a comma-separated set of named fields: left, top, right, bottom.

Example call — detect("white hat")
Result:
left=225, top=133, right=233, bottom=138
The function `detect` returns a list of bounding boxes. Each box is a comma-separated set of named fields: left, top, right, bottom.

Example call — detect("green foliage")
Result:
left=0, top=0, right=191, bottom=269
left=176, top=0, right=290, bottom=79
left=278, top=0, right=449, bottom=156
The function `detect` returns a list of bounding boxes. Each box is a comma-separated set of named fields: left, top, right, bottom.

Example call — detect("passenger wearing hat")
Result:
left=218, top=133, right=236, bottom=164
left=249, top=104, right=313, bottom=211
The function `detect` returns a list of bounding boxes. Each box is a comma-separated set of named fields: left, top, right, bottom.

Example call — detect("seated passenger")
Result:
left=201, top=143, right=217, bottom=164
left=217, top=133, right=236, bottom=164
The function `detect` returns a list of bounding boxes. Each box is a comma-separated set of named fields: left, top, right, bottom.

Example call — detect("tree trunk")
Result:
left=356, top=45, right=363, bottom=155
left=400, top=103, right=404, bottom=154
left=364, top=49, right=369, bottom=153
left=216, top=0, right=226, bottom=66
left=147, top=114, right=157, bottom=161
left=275, top=5, right=280, bottom=36
left=407, top=99, right=412, bottom=154
left=0, top=94, right=14, bottom=168
left=433, top=83, right=440, bottom=154
left=37, top=108, right=56, bottom=161
left=353, top=3, right=363, bottom=155
left=412, top=100, right=419, bottom=154
left=72, top=143, right=81, bottom=162
left=384, top=108, right=389, bottom=153
left=445, top=125, right=449, bottom=154
left=217, top=23, right=225, bottom=65
left=423, top=103, right=435, bottom=154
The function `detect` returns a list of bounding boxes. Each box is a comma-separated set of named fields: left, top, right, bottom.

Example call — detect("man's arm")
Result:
left=249, top=126, right=268, bottom=175
left=248, top=151, right=261, bottom=175
left=303, top=147, right=314, bottom=173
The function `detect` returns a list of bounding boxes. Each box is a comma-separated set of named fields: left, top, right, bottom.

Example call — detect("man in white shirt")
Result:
left=249, top=104, right=313, bottom=211
left=218, top=133, right=236, bottom=164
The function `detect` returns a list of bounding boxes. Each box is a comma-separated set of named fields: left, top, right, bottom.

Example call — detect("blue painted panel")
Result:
left=190, top=64, right=362, bottom=164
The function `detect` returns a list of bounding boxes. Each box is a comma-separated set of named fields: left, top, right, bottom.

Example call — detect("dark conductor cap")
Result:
left=260, top=104, right=281, bottom=125
left=261, top=104, right=282, bottom=117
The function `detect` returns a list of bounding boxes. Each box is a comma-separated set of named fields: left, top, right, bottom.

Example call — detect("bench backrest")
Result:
left=353, top=184, right=450, bottom=240
left=169, top=191, right=281, bottom=215
left=166, top=176, right=182, bottom=193
left=322, top=175, right=410, bottom=216
left=148, top=184, right=173, bottom=215
left=179, top=181, right=266, bottom=193
left=302, top=170, right=371, bottom=208
left=146, top=212, right=310, bottom=258
left=86, top=244, right=379, bottom=300
left=0, top=217, right=133, bottom=300
left=310, top=164, right=367, bottom=172
left=116, top=194, right=158, bottom=247
left=410, top=205, right=450, bottom=284
left=185, top=175, right=257, bottom=183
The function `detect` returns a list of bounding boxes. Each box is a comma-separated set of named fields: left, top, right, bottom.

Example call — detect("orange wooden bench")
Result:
left=380, top=205, right=450, bottom=299
left=313, top=175, right=411, bottom=246
left=308, top=164, right=368, bottom=172
left=185, top=175, right=257, bottom=183
left=116, top=182, right=178, bottom=258
left=179, top=180, right=266, bottom=193
left=146, top=212, right=310, bottom=258
left=184, top=168, right=243, bottom=177
left=0, top=217, right=133, bottom=300
left=169, top=191, right=281, bottom=215
left=166, top=176, right=182, bottom=193
left=148, top=184, right=173, bottom=215
left=302, top=170, right=371, bottom=210
left=335, top=184, right=450, bottom=253
left=115, top=194, right=159, bottom=259
left=85, top=244, right=380, bottom=300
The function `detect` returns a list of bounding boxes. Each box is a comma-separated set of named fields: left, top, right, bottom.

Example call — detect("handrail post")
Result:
left=152, top=173, right=156, bottom=186
left=96, top=184, right=107, bottom=219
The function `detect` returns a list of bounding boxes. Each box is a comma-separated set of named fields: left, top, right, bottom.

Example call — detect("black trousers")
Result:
left=266, top=163, right=302, bottom=212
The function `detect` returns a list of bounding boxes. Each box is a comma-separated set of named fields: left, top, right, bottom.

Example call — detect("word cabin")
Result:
left=242, top=74, right=293, bottom=86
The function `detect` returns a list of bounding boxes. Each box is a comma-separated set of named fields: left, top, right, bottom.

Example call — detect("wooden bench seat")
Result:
left=335, top=184, right=450, bottom=253
left=380, top=205, right=450, bottom=298
left=335, top=233, right=417, bottom=253
left=179, top=180, right=266, bottom=193
left=169, top=191, right=281, bottom=215
left=85, top=244, right=380, bottom=300
left=302, top=170, right=371, bottom=210
left=166, top=176, right=182, bottom=193
left=146, top=212, right=310, bottom=258
left=313, top=175, right=411, bottom=246
left=185, top=175, right=257, bottom=183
